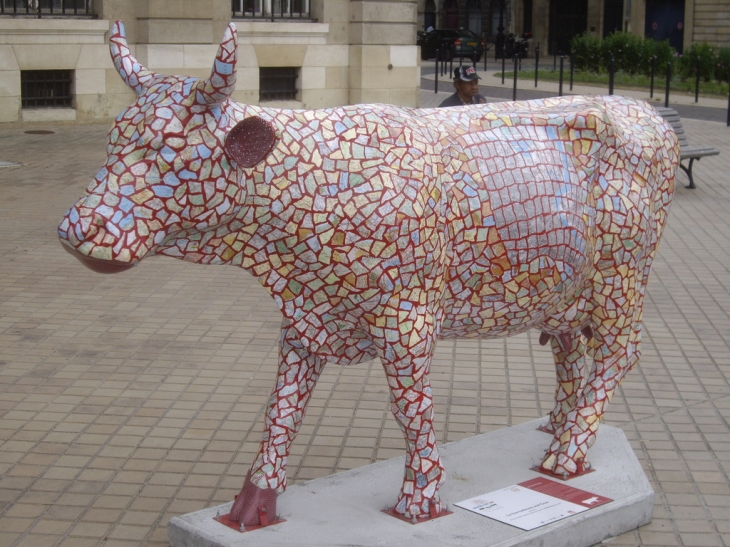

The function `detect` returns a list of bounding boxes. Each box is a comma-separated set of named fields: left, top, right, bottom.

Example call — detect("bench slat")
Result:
left=680, top=147, right=720, bottom=159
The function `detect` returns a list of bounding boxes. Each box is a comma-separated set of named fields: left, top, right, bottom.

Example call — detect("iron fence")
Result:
left=21, top=70, right=73, bottom=107
left=0, top=0, right=92, bottom=16
left=232, top=0, right=310, bottom=20
left=259, top=67, right=298, bottom=101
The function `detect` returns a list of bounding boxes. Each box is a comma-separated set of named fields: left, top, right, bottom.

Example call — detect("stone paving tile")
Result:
left=1, top=106, right=729, bottom=547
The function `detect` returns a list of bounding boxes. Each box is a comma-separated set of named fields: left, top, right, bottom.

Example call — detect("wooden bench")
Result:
left=655, top=106, right=720, bottom=189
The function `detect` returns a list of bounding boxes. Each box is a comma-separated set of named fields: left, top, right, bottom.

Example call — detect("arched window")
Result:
left=424, top=0, right=436, bottom=30
left=442, top=0, right=459, bottom=29
left=467, top=0, right=482, bottom=35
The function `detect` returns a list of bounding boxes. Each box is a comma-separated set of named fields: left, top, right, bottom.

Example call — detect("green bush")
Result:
left=679, top=42, right=718, bottom=81
left=569, top=32, right=677, bottom=77
left=571, top=33, right=602, bottom=72
left=647, top=39, right=676, bottom=75
left=600, top=32, right=646, bottom=74
left=717, top=47, right=730, bottom=83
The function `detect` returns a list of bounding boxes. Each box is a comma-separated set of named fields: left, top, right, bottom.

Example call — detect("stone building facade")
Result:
left=0, top=0, right=419, bottom=124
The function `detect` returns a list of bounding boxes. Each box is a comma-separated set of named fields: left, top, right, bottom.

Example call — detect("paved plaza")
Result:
left=1, top=86, right=729, bottom=547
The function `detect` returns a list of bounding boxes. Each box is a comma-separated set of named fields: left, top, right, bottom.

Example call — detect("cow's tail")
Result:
left=644, top=103, right=680, bottom=243
left=586, top=96, right=679, bottom=368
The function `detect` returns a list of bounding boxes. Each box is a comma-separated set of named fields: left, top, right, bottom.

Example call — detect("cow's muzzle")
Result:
left=60, top=241, right=135, bottom=274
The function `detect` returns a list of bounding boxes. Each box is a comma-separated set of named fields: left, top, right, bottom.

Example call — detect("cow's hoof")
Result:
left=393, top=491, right=442, bottom=521
left=540, top=452, right=587, bottom=478
left=229, top=471, right=278, bottom=526
left=393, top=464, right=445, bottom=520
left=540, top=425, right=597, bottom=478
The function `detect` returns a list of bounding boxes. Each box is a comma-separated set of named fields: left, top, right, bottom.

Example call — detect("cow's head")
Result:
left=58, top=21, right=276, bottom=273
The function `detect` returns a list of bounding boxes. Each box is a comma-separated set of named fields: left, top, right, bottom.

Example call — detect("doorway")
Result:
left=548, top=0, right=587, bottom=55
left=645, top=0, right=684, bottom=52
left=443, top=0, right=459, bottom=29
left=603, top=0, right=623, bottom=37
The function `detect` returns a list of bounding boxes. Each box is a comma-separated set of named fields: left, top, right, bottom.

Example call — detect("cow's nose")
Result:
left=59, top=206, right=105, bottom=246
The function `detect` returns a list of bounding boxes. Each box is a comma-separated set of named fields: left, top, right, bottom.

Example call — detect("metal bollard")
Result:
left=608, top=56, right=615, bottom=95
left=727, top=90, right=730, bottom=126
left=535, top=43, right=539, bottom=87
left=434, top=50, right=439, bottom=94
left=558, top=56, right=564, bottom=96
left=650, top=55, right=656, bottom=99
left=569, top=53, right=574, bottom=91
left=513, top=54, right=518, bottom=101
left=695, top=56, right=701, bottom=103
left=665, top=62, right=671, bottom=108
left=502, top=46, right=506, bottom=84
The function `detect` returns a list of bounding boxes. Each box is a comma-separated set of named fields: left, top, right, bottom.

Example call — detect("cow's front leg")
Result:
left=230, top=322, right=325, bottom=525
left=369, top=310, right=444, bottom=519
left=540, top=331, right=588, bottom=434
left=540, top=320, right=640, bottom=477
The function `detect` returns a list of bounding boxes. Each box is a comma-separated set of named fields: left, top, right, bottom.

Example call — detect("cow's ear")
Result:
left=224, top=116, right=277, bottom=168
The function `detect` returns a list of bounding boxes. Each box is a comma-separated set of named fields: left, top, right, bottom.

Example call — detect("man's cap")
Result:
left=454, top=66, right=481, bottom=81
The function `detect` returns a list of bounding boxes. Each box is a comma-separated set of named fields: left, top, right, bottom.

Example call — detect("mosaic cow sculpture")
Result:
left=58, top=21, right=679, bottom=526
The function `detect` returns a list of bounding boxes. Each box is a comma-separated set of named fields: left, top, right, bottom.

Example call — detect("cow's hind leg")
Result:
left=230, top=321, right=325, bottom=525
left=541, top=331, right=588, bottom=434
left=369, top=310, right=444, bottom=519
left=540, top=316, right=641, bottom=477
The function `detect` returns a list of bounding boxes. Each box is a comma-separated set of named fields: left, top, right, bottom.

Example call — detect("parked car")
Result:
left=418, top=29, right=486, bottom=62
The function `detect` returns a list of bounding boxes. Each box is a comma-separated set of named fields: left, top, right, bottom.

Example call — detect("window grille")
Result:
left=1, top=0, right=92, bottom=16
left=232, top=0, right=309, bottom=20
left=259, top=67, right=298, bottom=102
left=21, top=70, right=73, bottom=108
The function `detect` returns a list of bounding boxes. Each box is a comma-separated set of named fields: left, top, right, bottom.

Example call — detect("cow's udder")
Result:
left=60, top=241, right=135, bottom=274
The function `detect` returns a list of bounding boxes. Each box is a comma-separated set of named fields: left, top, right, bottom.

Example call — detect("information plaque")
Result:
left=455, top=477, right=613, bottom=531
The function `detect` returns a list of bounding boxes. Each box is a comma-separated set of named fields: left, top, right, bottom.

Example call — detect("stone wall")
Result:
left=691, top=0, right=730, bottom=48
left=0, top=0, right=419, bottom=124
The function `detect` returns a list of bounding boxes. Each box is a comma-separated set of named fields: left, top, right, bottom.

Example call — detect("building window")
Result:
left=21, top=70, right=73, bottom=108
left=259, top=67, right=298, bottom=101
left=232, top=0, right=310, bottom=19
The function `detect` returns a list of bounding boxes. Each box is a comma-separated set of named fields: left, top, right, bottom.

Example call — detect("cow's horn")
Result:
left=196, top=23, right=238, bottom=106
left=109, top=21, right=155, bottom=95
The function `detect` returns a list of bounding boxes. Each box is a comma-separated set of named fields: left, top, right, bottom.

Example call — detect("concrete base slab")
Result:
left=168, top=418, right=653, bottom=547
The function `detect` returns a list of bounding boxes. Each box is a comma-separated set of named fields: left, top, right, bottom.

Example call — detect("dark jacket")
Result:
left=438, top=92, right=487, bottom=107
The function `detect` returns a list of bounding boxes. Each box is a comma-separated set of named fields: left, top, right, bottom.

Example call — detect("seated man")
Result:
left=438, top=66, right=487, bottom=107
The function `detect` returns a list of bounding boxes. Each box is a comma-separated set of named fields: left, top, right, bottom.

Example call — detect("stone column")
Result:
left=531, top=0, right=548, bottom=54
left=587, top=0, right=601, bottom=38
left=348, top=0, right=419, bottom=106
